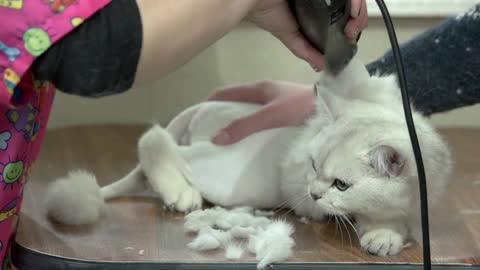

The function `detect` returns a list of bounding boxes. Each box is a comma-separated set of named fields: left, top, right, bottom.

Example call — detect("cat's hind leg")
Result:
left=138, top=125, right=202, bottom=212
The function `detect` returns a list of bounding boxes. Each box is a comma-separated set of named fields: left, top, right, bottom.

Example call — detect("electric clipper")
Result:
left=288, top=0, right=358, bottom=75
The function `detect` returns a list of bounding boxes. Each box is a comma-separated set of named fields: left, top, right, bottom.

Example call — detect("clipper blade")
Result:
left=288, top=0, right=357, bottom=75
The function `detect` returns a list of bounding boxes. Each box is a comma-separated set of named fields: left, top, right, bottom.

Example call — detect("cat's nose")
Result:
left=310, top=192, right=322, bottom=201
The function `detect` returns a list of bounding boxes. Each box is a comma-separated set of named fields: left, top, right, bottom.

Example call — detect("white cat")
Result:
left=44, top=55, right=453, bottom=257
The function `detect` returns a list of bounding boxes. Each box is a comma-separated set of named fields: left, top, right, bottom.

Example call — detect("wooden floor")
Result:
left=14, top=125, right=480, bottom=265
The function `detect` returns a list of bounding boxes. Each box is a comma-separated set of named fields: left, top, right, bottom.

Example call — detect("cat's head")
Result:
left=303, top=59, right=452, bottom=221
left=307, top=119, right=416, bottom=220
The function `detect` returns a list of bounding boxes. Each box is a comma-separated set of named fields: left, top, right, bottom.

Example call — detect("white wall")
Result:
left=47, top=16, right=480, bottom=129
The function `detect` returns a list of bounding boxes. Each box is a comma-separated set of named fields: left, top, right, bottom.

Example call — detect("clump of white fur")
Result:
left=44, top=170, right=105, bottom=225
left=231, top=226, right=257, bottom=238
left=185, top=206, right=294, bottom=269
left=248, top=220, right=295, bottom=270
left=187, top=232, right=221, bottom=251
left=187, top=227, right=232, bottom=251
left=225, top=243, right=244, bottom=259
left=184, top=206, right=270, bottom=233
left=254, top=209, right=275, bottom=217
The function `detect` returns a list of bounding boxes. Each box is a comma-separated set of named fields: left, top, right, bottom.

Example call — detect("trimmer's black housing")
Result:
left=288, top=0, right=357, bottom=75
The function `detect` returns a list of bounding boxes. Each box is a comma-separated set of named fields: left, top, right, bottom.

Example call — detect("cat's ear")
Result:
left=369, top=145, right=405, bottom=177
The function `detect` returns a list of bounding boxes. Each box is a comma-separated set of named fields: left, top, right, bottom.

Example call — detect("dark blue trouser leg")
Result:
left=366, top=4, right=480, bottom=115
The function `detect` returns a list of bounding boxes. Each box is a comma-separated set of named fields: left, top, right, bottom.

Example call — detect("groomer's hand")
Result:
left=210, top=81, right=315, bottom=145
left=248, top=0, right=368, bottom=71
left=345, top=0, right=368, bottom=40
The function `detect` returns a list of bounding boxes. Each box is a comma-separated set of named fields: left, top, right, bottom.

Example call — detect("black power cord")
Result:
left=374, top=1, right=431, bottom=270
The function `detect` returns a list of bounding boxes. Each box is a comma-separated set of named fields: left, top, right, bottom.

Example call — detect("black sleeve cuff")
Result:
left=31, top=0, right=143, bottom=98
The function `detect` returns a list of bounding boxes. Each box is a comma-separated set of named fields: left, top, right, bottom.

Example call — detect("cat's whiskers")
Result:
left=343, top=215, right=360, bottom=242
left=339, top=216, right=353, bottom=248
left=272, top=191, right=308, bottom=212
left=326, top=215, right=334, bottom=226
left=334, top=216, right=344, bottom=246
left=272, top=193, right=309, bottom=215
left=281, top=194, right=309, bottom=217
left=282, top=196, right=308, bottom=217
left=333, top=216, right=338, bottom=237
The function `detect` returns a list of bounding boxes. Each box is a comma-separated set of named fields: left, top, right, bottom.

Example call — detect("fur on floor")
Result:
left=185, top=206, right=294, bottom=269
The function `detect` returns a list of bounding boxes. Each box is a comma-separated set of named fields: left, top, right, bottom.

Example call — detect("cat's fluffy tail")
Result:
left=44, top=166, right=146, bottom=226
left=44, top=124, right=188, bottom=226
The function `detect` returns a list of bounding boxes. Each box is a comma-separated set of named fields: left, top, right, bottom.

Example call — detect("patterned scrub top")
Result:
left=0, top=0, right=112, bottom=268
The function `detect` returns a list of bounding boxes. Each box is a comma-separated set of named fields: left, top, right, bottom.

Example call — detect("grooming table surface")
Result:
left=13, top=125, right=480, bottom=266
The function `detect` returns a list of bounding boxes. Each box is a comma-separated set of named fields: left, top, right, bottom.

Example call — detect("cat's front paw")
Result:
left=360, top=228, right=404, bottom=256
left=163, top=185, right=203, bottom=213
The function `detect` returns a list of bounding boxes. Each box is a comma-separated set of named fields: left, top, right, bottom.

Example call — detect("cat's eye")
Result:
left=333, top=179, right=350, bottom=191
left=311, top=157, right=318, bottom=173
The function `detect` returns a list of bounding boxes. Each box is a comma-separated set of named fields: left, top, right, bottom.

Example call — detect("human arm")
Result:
left=133, top=0, right=263, bottom=86
left=135, top=0, right=368, bottom=84
left=366, top=4, right=480, bottom=115
left=32, top=0, right=327, bottom=95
